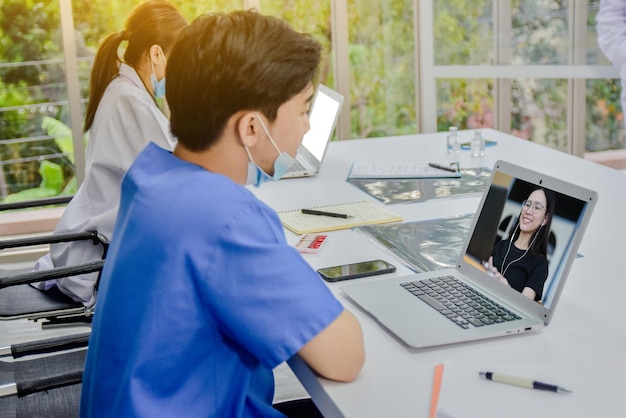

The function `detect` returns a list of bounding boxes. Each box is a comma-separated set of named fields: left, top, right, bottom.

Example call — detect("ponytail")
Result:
left=83, top=32, right=125, bottom=132
left=83, top=0, right=188, bottom=133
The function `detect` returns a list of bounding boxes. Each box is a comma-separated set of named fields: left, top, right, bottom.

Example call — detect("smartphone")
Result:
left=317, top=259, right=396, bottom=282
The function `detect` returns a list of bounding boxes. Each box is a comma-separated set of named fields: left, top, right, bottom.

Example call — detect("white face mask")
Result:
left=244, top=113, right=296, bottom=187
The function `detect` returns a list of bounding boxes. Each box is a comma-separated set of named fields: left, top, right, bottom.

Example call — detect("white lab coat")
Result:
left=33, top=63, right=176, bottom=306
left=597, top=0, right=626, bottom=121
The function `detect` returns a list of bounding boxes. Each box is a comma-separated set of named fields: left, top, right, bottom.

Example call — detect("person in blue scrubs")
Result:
left=80, top=10, right=365, bottom=418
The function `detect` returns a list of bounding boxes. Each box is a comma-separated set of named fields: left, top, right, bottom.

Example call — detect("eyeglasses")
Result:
left=521, top=200, right=545, bottom=214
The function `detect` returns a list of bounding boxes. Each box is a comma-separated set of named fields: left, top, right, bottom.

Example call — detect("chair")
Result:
left=0, top=231, right=107, bottom=328
left=0, top=333, right=91, bottom=418
left=0, top=332, right=90, bottom=360
left=0, top=381, right=82, bottom=418
left=0, top=197, right=108, bottom=328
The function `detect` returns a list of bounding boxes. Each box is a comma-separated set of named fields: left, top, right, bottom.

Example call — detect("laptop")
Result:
left=282, top=84, right=344, bottom=179
left=341, top=160, right=597, bottom=348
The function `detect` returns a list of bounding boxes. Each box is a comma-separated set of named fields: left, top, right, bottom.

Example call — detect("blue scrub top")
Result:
left=80, top=142, right=343, bottom=417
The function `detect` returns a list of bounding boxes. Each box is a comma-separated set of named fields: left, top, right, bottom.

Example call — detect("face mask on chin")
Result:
left=244, top=113, right=296, bottom=187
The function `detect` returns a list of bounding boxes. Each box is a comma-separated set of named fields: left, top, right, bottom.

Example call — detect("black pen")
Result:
left=479, top=371, right=573, bottom=393
left=428, top=162, right=458, bottom=173
left=301, top=209, right=352, bottom=219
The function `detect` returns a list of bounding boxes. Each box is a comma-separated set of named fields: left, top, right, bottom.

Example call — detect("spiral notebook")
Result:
left=347, top=161, right=461, bottom=179
left=277, top=201, right=403, bottom=234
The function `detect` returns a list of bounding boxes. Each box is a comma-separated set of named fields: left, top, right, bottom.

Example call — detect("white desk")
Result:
left=253, top=129, right=626, bottom=417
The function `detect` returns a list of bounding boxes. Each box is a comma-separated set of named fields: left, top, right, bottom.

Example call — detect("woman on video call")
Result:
left=485, top=188, right=555, bottom=301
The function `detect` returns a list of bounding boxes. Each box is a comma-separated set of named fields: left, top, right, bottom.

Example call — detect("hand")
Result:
left=486, top=256, right=509, bottom=286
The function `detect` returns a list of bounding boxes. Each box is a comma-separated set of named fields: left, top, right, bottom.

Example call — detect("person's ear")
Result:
left=149, top=44, right=165, bottom=65
left=541, top=216, right=548, bottom=226
left=237, top=111, right=260, bottom=148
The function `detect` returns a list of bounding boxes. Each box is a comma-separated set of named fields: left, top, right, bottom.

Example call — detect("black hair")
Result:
left=511, top=187, right=556, bottom=258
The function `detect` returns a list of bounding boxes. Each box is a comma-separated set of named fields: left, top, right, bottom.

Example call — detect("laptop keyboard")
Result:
left=400, top=275, right=521, bottom=329
left=287, top=159, right=306, bottom=173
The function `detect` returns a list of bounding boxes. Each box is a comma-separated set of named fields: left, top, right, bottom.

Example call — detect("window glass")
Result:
left=435, top=0, right=569, bottom=155
left=259, top=0, right=334, bottom=78
left=434, top=1, right=494, bottom=132
left=73, top=0, right=245, bottom=121
left=587, top=0, right=605, bottom=66
left=508, top=1, right=606, bottom=155
left=436, top=79, right=495, bottom=131
left=434, top=0, right=493, bottom=66
left=510, top=0, right=569, bottom=65
left=347, top=0, right=416, bottom=138
left=586, top=79, right=624, bottom=155
left=512, top=78, right=568, bottom=151
left=0, top=0, right=74, bottom=202
left=259, top=1, right=336, bottom=120
left=262, top=0, right=417, bottom=139
left=585, top=0, right=625, bottom=167
left=0, top=1, right=245, bottom=205
left=2, top=0, right=625, bottom=210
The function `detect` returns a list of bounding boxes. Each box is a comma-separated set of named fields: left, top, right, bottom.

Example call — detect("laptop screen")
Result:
left=301, top=86, right=343, bottom=161
left=463, top=165, right=594, bottom=310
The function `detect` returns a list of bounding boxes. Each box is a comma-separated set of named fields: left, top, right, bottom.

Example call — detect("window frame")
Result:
left=1, top=0, right=621, bottom=230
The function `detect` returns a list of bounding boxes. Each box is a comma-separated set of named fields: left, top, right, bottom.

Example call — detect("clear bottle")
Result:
left=447, top=126, right=460, bottom=155
left=471, top=130, right=486, bottom=157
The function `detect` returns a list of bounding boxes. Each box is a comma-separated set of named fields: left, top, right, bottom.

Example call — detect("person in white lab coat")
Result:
left=32, top=0, right=188, bottom=306
left=597, top=0, right=626, bottom=124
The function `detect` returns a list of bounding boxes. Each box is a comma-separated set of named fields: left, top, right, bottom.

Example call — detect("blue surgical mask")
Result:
left=245, top=160, right=272, bottom=187
left=151, top=74, right=166, bottom=99
left=150, top=47, right=166, bottom=99
left=244, top=113, right=296, bottom=187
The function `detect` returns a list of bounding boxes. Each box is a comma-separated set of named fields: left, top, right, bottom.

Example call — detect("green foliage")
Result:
left=1, top=0, right=624, bottom=201
left=437, top=79, right=494, bottom=131
left=0, top=0, right=71, bottom=197
left=434, top=1, right=494, bottom=131
left=0, top=116, right=77, bottom=203
left=1, top=160, right=64, bottom=203
left=0, top=78, right=40, bottom=195
left=433, top=0, right=574, bottom=152
left=41, top=116, right=76, bottom=163
left=0, top=0, right=62, bottom=84
left=346, top=0, right=416, bottom=138
left=174, top=0, right=247, bottom=20
left=506, top=1, right=570, bottom=150
left=0, top=79, right=31, bottom=138
left=434, top=0, right=493, bottom=65
left=586, top=79, right=624, bottom=151
left=259, top=1, right=334, bottom=87
left=71, top=0, right=243, bottom=49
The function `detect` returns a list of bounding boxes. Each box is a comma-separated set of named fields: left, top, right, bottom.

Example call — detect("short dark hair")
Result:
left=167, top=10, right=322, bottom=151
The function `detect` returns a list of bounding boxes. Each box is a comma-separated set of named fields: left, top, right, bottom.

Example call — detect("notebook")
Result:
left=341, top=160, right=597, bottom=348
left=347, top=161, right=461, bottom=179
left=282, top=84, right=344, bottom=179
left=277, top=200, right=402, bottom=234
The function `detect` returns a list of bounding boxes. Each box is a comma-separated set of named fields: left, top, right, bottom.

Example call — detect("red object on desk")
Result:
left=295, top=234, right=328, bottom=254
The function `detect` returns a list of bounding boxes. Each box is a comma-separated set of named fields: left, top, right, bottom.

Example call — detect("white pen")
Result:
left=479, top=371, right=573, bottom=393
